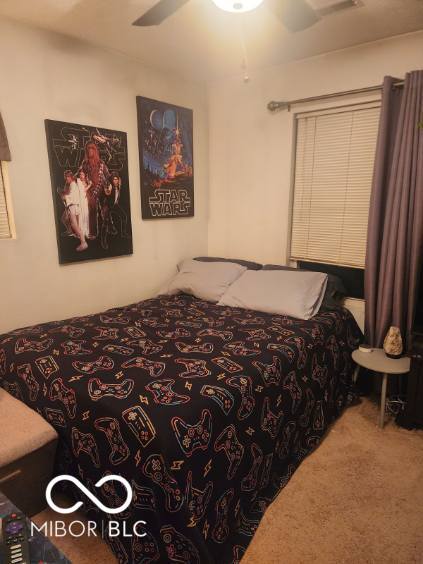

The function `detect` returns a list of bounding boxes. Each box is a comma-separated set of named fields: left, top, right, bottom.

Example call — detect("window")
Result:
left=290, top=102, right=380, bottom=268
left=0, top=161, right=13, bottom=239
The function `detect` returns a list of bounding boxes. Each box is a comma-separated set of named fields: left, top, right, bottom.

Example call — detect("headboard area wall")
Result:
left=297, top=261, right=364, bottom=300
left=0, top=18, right=209, bottom=334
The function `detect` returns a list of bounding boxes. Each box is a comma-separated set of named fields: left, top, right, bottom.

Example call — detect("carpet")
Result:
left=33, top=399, right=423, bottom=563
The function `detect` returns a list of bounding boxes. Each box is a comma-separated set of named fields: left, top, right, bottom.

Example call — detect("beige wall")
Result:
left=0, top=18, right=209, bottom=333
left=207, top=31, right=423, bottom=265
left=207, top=31, right=423, bottom=331
left=1, top=21, right=422, bottom=334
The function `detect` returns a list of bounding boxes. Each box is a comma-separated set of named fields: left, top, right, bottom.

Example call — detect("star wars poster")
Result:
left=136, top=97, right=194, bottom=219
left=45, top=119, right=133, bottom=264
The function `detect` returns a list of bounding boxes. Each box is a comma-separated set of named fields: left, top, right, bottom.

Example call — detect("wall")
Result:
left=208, top=30, right=423, bottom=264
left=2, top=23, right=422, bottom=335
left=0, top=18, right=209, bottom=333
left=207, top=30, right=423, bottom=330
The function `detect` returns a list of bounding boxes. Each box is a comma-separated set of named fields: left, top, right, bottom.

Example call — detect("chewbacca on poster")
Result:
left=80, top=141, right=110, bottom=239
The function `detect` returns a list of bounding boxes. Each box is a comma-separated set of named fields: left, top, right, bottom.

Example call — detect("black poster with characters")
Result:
left=136, top=97, right=194, bottom=219
left=45, top=119, right=133, bottom=264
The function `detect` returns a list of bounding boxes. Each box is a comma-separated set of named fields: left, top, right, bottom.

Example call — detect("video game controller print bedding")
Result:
left=0, top=294, right=361, bottom=563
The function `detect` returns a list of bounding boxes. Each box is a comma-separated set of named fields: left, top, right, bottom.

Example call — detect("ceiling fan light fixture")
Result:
left=212, top=0, right=264, bottom=13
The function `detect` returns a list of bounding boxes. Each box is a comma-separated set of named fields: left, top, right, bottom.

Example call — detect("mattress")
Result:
left=0, top=294, right=361, bottom=563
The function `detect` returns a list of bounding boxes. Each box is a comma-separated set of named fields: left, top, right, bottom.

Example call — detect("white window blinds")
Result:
left=290, top=103, right=380, bottom=268
left=0, top=162, right=12, bottom=239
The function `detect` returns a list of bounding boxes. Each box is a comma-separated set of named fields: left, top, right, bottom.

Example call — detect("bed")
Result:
left=0, top=293, right=361, bottom=563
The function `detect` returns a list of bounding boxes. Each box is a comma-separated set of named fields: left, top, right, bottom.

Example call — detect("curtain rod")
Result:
left=267, top=80, right=404, bottom=113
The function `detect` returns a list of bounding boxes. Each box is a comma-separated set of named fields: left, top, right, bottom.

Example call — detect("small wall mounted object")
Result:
left=383, top=326, right=403, bottom=359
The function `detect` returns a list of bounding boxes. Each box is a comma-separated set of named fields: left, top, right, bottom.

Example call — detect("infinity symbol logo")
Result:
left=46, top=474, right=132, bottom=515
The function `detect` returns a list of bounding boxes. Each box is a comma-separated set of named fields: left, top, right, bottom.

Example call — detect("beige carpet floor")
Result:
left=34, top=399, right=423, bottom=563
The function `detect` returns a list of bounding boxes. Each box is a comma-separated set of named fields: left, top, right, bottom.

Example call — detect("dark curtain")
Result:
left=365, top=71, right=423, bottom=351
left=0, top=112, right=11, bottom=161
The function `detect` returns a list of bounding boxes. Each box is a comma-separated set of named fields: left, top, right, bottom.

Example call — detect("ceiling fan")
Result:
left=132, top=0, right=359, bottom=32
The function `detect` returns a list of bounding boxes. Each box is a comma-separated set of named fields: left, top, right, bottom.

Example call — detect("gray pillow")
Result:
left=263, top=264, right=346, bottom=307
left=162, top=259, right=247, bottom=303
left=194, top=256, right=262, bottom=271
left=218, top=270, right=328, bottom=320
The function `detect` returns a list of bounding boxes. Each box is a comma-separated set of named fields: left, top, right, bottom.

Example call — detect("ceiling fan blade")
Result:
left=132, top=0, right=190, bottom=26
left=268, top=0, right=320, bottom=32
left=316, top=0, right=359, bottom=17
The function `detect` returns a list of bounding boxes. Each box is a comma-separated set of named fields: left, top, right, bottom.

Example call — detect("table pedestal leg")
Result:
left=380, top=373, right=388, bottom=428
left=353, top=365, right=359, bottom=384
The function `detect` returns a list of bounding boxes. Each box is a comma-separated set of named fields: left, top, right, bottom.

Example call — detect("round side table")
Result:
left=352, top=348, right=410, bottom=428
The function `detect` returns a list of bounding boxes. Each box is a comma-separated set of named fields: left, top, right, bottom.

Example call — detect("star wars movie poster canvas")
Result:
left=45, top=119, right=133, bottom=264
left=136, top=97, right=194, bottom=219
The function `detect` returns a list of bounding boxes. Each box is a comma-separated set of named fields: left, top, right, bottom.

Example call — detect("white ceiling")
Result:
left=0, top=0, right=422, bottom=81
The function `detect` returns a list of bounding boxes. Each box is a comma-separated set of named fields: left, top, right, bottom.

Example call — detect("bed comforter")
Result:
left=0, top=294, right=361, bottom=563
